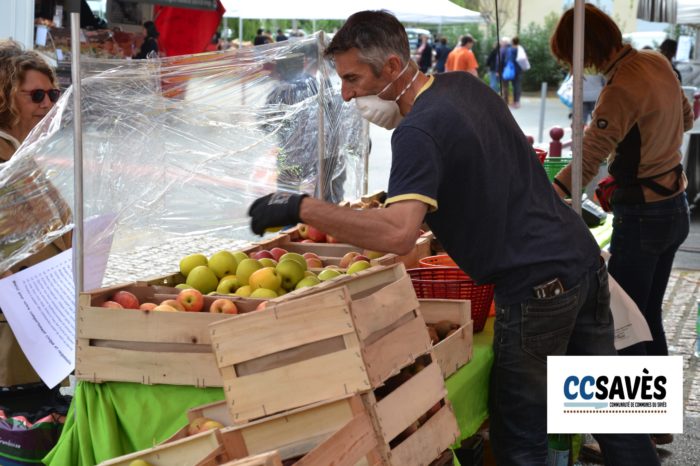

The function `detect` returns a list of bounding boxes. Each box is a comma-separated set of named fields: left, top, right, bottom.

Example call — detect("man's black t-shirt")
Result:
left=386, top=72, right=600, bottom=304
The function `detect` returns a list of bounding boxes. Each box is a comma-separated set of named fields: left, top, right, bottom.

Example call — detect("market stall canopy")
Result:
left=637, top=0, right=700, bottom=25
left=220, top=0, right=482, bottom=24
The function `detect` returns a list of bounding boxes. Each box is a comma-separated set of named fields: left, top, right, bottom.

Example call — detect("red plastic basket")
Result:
left=408, top=267, right=495, bottom=332
left=535, top=148, right=548, bottom=164
left=419, top=254, right=458, bottom=268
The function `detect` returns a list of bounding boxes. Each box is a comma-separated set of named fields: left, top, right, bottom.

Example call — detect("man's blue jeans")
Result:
left=488, top=261, right=659, bottom=465
left=609, top=193, right=690, bottom=356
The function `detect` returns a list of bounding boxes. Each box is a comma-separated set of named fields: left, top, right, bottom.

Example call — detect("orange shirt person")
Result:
left=445, top=35, right=478, bottom=76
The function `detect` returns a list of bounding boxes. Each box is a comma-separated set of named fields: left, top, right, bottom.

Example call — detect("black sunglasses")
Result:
left=23, top=89, right=61, bottom=104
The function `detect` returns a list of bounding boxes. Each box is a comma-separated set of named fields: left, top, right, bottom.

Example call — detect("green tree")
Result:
left=519, top=13, right=565, bottom=92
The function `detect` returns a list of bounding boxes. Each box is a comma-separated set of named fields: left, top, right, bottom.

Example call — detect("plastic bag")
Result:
left=516, top=45, right=530, bottom=71
left=502, top=60, right=516, bottom=81
left=557, top=75, right=573, bottom=108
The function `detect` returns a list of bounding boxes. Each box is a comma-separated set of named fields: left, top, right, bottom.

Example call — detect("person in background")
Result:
left=249, top=11, right=658, bottom=465
left=659, top=38, right=682, bottom=82
left=253, top=28, right=267, bottom=46
left=0, top=40, right=72, bottom=421
left=276, top=29, right=289, bottom=42
left=133, top=20, right=159, bottom=59
left=551, top=4, right=692, bottom=450
left=445, top=35, right=478, bottom=76
left=433, top=37, right=451, bottom=73
left=502, top=36, right=523, bottom=108
left=204, top=32, right=221, bottom=52
left=486, top=40, right=501, bottom=92
left=415, top=35, right=433, bottom=74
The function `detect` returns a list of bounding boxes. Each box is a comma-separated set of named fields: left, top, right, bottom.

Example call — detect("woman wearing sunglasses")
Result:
left=0, top=41, right=72, bottom=437
left=0, top=41, right=61, bottom=162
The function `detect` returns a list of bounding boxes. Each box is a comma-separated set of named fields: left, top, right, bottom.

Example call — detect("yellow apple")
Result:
left=208, top=251, right=238, bottom=279
left=276, top=259, right=306, bottom=290
left=249, top=267, right=282, bottom=291
left=250, top=288, right=278, bottom=299
left=347, top=260, right=372, bottom=275
left=179, top=253, right=208, bottom=278
left=185, top=265, right=219, bottom=294
left=235, top=259, right=263, bottom=286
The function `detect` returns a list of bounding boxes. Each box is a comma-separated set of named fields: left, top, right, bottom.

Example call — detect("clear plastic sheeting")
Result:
left=0, top=34, right=369, bottom=278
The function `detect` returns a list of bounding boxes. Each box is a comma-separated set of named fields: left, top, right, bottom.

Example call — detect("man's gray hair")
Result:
left=324, top=10, right=411, bottom=76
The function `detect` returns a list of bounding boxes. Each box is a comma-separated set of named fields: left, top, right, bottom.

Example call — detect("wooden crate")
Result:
left=420, top=299, right=474, bottom=379
left=166, top=358, right=458, bottom=466
left=76, top=283, right=263, bottom=387
left=252, top=229, right=432, bottom=269
left=209, top=264, right=433, bottom=423
left=220, top=451, right=283, bottom=466
left=97, top=428, right=233, bottom=466
left=294, top=359, right=460, bottom=466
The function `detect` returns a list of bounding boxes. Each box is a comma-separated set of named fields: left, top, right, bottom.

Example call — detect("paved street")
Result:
left=102, top=92, right=700, bottom=464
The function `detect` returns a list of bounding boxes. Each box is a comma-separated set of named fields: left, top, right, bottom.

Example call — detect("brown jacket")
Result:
left=556, top=45, right=694, bottom=203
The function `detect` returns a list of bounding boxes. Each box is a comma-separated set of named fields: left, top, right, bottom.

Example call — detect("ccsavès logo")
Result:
left=547, top=356, right=683, bottom=434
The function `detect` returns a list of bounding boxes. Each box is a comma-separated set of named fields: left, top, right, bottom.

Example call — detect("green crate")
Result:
left=543, top=157, right=572, bottom=182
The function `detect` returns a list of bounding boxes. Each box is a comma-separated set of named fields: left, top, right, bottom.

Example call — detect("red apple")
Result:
left=297, top=223, right=310, bottom=239
left=256, top=301, right=268, bottom=311
left=339, top=251, right=360, bottom=268
left=269, top=247, right=288, bottom=262
left=101, top=301, right=123, bottom=309
left=300, top=239, right=315, bottom=243
left=209, top=298, right=238, bottom=314
left=161, top=299, right=185, bottom=311
left=302, top=252, right=320, bottom=260
left=139, top=302, right=157, bottom=311
left=305, top=257, right=323, bottom=268
left=326, top=234, right=339, bottom=243
left=351, top=255, right=370, bottom=264
left=177, top=288, right=204, bottom=312
left=251, top=250, right=274, bottom=260
left=306, top=226, right=327, bottom=242
left=111, top=291, right=139, bottom=309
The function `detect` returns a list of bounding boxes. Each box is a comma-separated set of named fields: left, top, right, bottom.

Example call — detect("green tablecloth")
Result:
left=45, top=219, right=612, bottom=466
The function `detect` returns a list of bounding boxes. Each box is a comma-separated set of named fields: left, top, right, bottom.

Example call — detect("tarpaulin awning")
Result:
left=637, top=0, right=700, bottom=25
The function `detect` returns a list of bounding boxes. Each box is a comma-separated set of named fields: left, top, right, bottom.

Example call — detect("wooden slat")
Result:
left=294, top=411, right=378, bottom=466
left=373, top=362, right=445, bottom=444
left=76, top=345, right=221, bottom=387
left=234, top=396, right=354, bottom=459
left=210, top=293, right=353, bottom=367
left=351, top=274, right=419, bottom=340
left=226, top=349, right=370, bottom=422
left=362, top=317, right=432, bottom=387
left=433, top=320, right=473, bottom=379
left=219, top=451, right=283, bottom=466
left=419, top=299, right=471, bottom=325
left=97, top=429, right=222, bottom=466
left=187, top=400, right=232, bottom=425
left=78, top=305, right=228, bottom=344
left=389, top=404, right=460, bottom=466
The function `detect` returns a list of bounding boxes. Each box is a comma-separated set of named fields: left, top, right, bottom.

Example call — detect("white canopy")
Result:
left=220, top=0, right=482, bottom=24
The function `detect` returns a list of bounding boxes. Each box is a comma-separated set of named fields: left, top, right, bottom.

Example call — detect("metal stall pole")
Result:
left=570, top=0, right=585, bottom=214
left=69, top=8, right=84, bottom=299
left=538, top=82, right=547, bottom=143
left=362, top=120, right=370, bottom=196
left=316, top=32, right=327, bottom=201
left=239, top=16, right=243, bottom=48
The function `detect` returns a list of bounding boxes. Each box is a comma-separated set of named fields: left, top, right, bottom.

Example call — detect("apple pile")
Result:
left=100, top=288, right=240, bottom=314
left=426, top=320, right=461, bottom=345
left=175, top=248, right=373, bottom=301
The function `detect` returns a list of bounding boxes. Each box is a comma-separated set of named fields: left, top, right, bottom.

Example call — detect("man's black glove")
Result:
left=248, top=192, right=308, bottom=236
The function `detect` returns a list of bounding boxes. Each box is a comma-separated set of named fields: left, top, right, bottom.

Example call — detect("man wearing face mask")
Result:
left=248, top=11, right=659, bottom=465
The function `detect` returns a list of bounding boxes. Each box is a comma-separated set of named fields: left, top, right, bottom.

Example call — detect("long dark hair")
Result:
left=143, top=21, right=160, bottom=39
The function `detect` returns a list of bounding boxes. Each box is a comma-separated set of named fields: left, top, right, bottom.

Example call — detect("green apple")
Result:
left=216, top=278, right=239, bottom=294
left=208, top=251, right=238, bottom=279
left=276, top=259, right=306, bottom=290
left=295, top=275, right=321, bottom=290
left=276, top=287, right=288, bottom=296
left=231, top=251, right=249, bottom=265
left=279, top=252, right=307, bottom=271
left=347, top=260, right=372, bottom=275
left=317, top=268, right=342, bottom=281
left=186, top=265, right=219, bottom=294
left=235, top=285, right=252, bottom=297
left=258, top=258, right=278, bottom=268
left=249, top=267, right=282, bottom=291
left=304, top=270, right=317, bottom=277
left=179, top=253, right=208, bottom=278
left=250, top=288, right=278, bottom=299
left=236, top=258, right=263, bottom=286
left=175, top=283, right=193, bottom=290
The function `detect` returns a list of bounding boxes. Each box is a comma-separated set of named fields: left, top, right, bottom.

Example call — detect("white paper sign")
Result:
left=35, top=25, right=48, bottom=47
left=0, top=215, right=116, bottom=387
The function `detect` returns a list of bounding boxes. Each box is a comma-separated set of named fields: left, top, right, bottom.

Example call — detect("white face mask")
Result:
left=354, top=62, right=419, bottom=130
